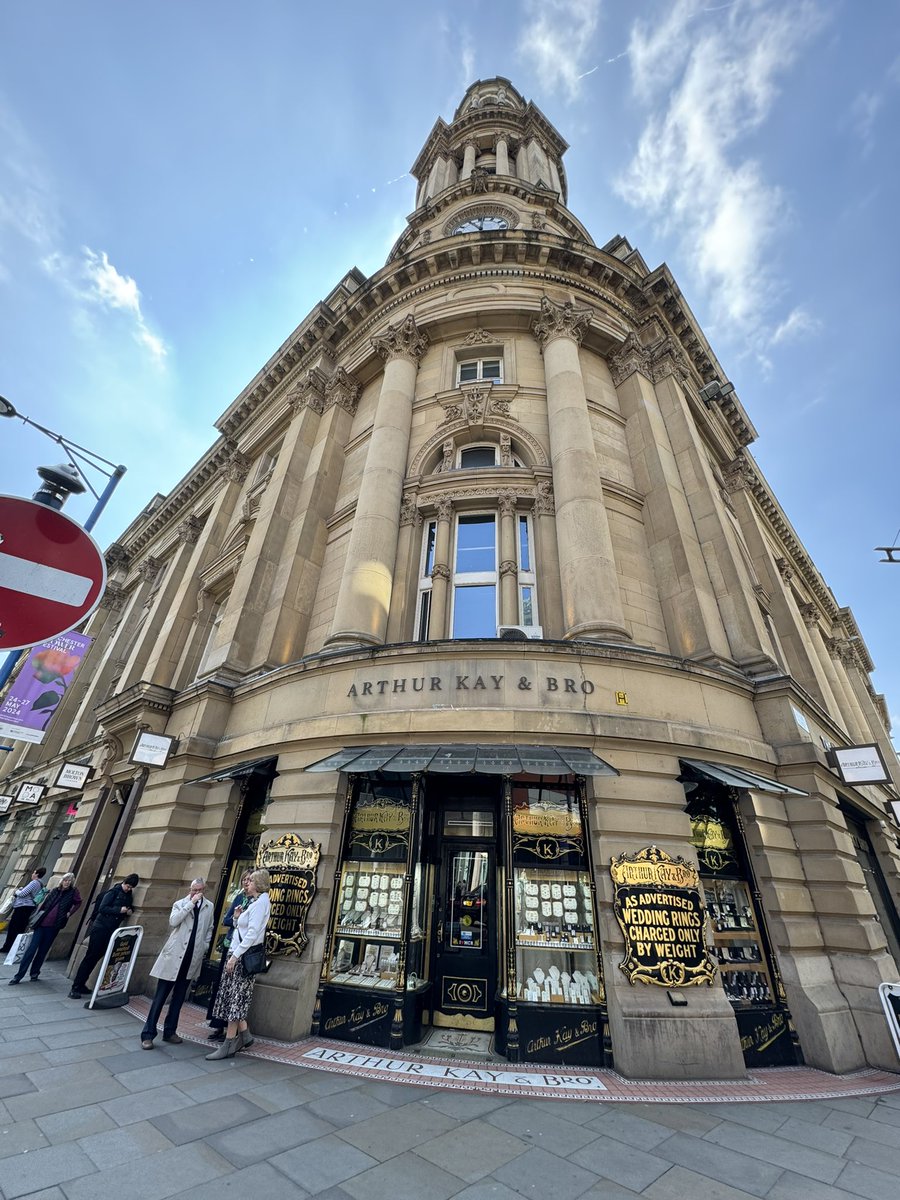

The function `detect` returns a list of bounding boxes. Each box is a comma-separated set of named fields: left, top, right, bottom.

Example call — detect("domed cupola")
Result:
left=388, top=76, right=589, bottom=261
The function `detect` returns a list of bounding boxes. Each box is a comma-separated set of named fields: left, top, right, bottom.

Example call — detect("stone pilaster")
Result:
left=611, top=337, right=733, bottom=665
left=532, top=296, right=629, bottom=642
left=428, top=496, right=453, bottom=639
left=498, top=489, right=519, bottom=627
left=326, top=315, right=428, bottom=649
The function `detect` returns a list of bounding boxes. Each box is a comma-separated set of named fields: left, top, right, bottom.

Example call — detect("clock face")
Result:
left=452, top=215, right=509, bottom=234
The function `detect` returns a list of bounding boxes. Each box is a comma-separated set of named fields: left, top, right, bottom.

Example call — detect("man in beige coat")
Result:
left=140, top=879, right=214, bottom=1048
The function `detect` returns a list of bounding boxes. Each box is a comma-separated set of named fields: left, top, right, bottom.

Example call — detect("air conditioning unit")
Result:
left=498, top=625, right=544, bottom=641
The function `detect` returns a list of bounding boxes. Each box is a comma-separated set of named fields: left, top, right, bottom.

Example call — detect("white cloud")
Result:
left=43, top=246, right=168, bottom=364
left=517, top=0, right=601, bottom=102
left=848, top=56, right=900, bottom=156
left=616, top=0, right=824, bottom=338
left=771, top=306, right=822, bottom=346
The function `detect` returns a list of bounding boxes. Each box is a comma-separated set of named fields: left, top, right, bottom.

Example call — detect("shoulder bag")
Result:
left=242, top=942, right=269, bottom=975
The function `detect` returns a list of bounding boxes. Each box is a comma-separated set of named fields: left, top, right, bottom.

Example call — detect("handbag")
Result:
left=242, top=942, right=269, bottom=976
left=0, top=890, right=14, bottom=919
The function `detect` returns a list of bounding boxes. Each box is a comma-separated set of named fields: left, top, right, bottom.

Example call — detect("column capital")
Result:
left=774, top=556, right=794, bottom=584
left=722, top=453, right=754, bottom=494
left=324, top=366, right=361, bottom=415
left=223, top=441, right=253, bottom=483
left=498, top=489, right=518, bottom=518
left=104, top=542, right=131, bottom=574
left=532, top=296, right=592, bottom=349
left=436, top=495, right=453, bottom=523
left=138, top=555, right=162, bottom=583
left=608, top=331, right=652, bottom=385
left=98, top=582, right=127, bottom=612
left=176, top=515, right=204, bottom=545
left=288, top=366, right=328, bottom=415
left=499, top=559, right=518, bottom=578
left=431, top=563, right=451, bottom=582
left=372, top=314, right=429, bottom=364
left=399, top=495, right=420, bottom=527
left=799, top=602, right=820, bottom=628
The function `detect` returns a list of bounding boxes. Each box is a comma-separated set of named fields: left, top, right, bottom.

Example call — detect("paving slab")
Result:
left=492, top=1144, right=599, bottom=1199
left=338, top=1149, right=463, bottom=1200
left=335, top=1104, right=459, bottom=1161
left=412, top=1117, right=528, bottom=1182
left=77, top=1120, right=175, bottom=1169
left=206, top=1106, right=338, bottom=1168
left=0, top=1072, right=37, bottom=1099
left=150, top=1092, right=270, bottom=1144
left=34, top=1103, right=118, bottom=1142
left=0, top=1140, right=97, bottom=1198
left=834, top=1160, right=900, bottom=1200
left=650, top=1131, right=784, bottom=1197
left=60, top=1141, right=232, bottom=1200
left=702, top=1121, right=845, bottom=1184
left=271, top=1133, right=380, bottom=1194
left=485, top=1100, right=598, bottom=1157
left=570, top=1132, right=671, bottom=1191
left=642, top=1164, right=765, bottom=1200
left=304, top=1088, right=392, bottom=1127
left=184, top=1159, right=314, bottom=1200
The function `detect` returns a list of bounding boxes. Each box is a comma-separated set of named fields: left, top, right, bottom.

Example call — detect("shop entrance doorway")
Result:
left=428, top=790, right=499, bottom=1032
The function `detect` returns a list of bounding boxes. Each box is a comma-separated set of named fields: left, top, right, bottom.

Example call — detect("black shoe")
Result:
left=207, top=1029, right=226, bottom=1041
left=29, top=975, right=40, bottom=982
left=8, top=977, right=22, bottom=985
left=67, top=988, right=87, bottom=999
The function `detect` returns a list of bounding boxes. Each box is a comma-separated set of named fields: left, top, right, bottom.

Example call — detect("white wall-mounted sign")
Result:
left=830, top=744, right=891, bottom=785
left=15, top=782, right=47, bottom=805
left=129, top=731, right=176, bottom=768
left=53, top=761, right=94, bottom=790
left=879, top=982, right=900, bottom=1062
left=0, top=795, right=13, bottom=813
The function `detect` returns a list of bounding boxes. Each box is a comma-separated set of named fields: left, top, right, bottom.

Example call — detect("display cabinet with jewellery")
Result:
left=688, top=786, right=798, bottom=1067
left=313, top=777, right=431, bottom=1048
left=496, top=779, right=610, bottom=1066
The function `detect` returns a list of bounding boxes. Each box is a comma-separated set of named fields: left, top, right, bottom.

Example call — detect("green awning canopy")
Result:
left=184, top=756, right=277, bottom=786
left=681, top=758, right=807, bottom=796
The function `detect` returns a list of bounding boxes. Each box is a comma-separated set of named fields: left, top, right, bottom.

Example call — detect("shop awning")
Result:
left=184, top=756, right=277, bottom=786
left=304, top=744, right=618, bottom=777
left=681, top=758, right=807, bottom=796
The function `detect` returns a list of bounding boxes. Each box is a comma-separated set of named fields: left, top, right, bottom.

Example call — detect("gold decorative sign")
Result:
left=690, top=813, right=736, bottom=874
left=610, top=846, right=717, bottom=988
left=349, top=796, right=410, bottom=856
left=257, top=833, right=321, bottom=958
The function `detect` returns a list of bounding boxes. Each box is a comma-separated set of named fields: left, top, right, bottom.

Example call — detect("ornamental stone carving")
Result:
left=534, top=479, right=555, bottom=516
left=223, top=445, right=253, bottom=483
left=372, top=314, right=429, bottom=364
left=436, top=496, right=453, bottom=523
left=98, top=583, right=126, bottom=612
left=399, top=496, right=420, bottom=527
left=488, top=391, right=512, bottom=419
left=431, top=563, right=451, bottom=582
left=722, top=454, right=754, bottom=494
left=499, top=559, right=518, bottom=577
left=775, top=557, right=794, bottom=584
left=293, top=367, right=329, bottom=415
left=607, top=332, right=652, bottom=386
left=799, top=602, right=819, bottom=628
left=464, top=328, right=494, bottom=345
left=437, top=439, right=455, bottom=474
left=531, top=212, right=546, bottom=230
left=500, top=434, right=512, bottom=467
left=104, top=542, right=131, bottom=574
left=498, top=489, right=518, bottom=518
left=324, top=367, right=361, bottom=416
left=461, top=384, right=489, bottom=423
left=532, top=296, right=593, bottom=349
left=139, top=556, right=162, bottom=583
left=438, top=396, right=464, bottom=423
left=649, top=336, right=690, bottom=384
left=469, top=167, right=490, bottom=194
left=421, top=230, right=432, bottom=246
left=176, top=515, right=204, bottom=544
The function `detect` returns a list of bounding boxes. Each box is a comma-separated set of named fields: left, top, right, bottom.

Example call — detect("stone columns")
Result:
left=461, top=141, right=477, bottom=180
left=204, top=382, right=324, bottom=678
left=532, top=296, right=629, bottom=641
left=533, top=482, right=563, bottom=639
left=326, top=315, right=428, bottom=649
left=498, top=489, right=518, bottom=626
left=611, top=338, right=732, bottom=664
left=428, top=497, right=453, bottom=639
left=495, top=136, right=510, bottom=175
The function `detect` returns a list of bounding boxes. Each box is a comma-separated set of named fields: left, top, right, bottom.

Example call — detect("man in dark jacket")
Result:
left=68, top=873, right=139, bottom=998
left=8, top=873, right=82, bottom=983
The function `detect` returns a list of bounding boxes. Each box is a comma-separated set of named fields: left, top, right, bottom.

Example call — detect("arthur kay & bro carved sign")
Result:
left=257, top=833, right=321, bottom=958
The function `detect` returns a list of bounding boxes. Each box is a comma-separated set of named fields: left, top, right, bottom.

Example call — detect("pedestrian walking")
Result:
left=7, top=873, right=81, bottom=983
left=206, top=868, right=271, bottom=1060
left=206, top=869, right=252, bottom=1042
left=141, top=878, right=214, bottom=1049
left=68, top=873, right=139, bottom=998
left=1, top=867, right=47, bottom=953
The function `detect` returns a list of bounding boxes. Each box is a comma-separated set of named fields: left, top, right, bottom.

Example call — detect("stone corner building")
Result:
left=3, top=78, right=899, bottom=1081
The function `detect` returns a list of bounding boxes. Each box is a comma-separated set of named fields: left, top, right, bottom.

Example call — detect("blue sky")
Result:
left=1, top=1, right=898, bottom=728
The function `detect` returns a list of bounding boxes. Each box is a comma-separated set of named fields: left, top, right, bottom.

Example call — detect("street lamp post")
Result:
left=0, top=395, right=126, bottom=692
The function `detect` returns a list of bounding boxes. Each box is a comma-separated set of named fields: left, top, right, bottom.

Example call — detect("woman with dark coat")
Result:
left=8, top=873, right=81, bottom=984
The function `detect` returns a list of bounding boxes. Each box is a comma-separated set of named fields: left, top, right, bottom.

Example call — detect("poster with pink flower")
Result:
left=0, top=632, right=92, bottom=744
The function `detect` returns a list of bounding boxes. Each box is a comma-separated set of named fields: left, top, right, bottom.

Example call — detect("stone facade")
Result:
left=2, top=78, right=898, bottom=1079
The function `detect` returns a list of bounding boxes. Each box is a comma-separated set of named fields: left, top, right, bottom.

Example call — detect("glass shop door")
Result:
left=430, top=809, right=498, bottom=1031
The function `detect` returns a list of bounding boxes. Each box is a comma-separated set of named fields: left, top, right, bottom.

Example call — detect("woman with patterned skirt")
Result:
left=205, top=868, right=271, bottom=1059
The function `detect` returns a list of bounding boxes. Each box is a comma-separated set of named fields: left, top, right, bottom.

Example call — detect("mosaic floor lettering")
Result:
left=124, top=995, right=900, bottom=1104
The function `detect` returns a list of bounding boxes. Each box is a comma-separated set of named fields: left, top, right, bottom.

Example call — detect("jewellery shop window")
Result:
left=511, top=782, right=603, bottom=1007
left=687, top=787, right=798, bottom=1066
left=325, top=780, right=427, bottom=991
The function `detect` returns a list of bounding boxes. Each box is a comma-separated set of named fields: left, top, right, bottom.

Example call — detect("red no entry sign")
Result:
left=0, top=495, right=107, bottom=651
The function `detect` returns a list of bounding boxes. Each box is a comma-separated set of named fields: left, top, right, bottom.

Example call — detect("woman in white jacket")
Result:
left=206, top=868, right=271, bottom=1060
